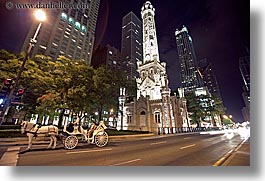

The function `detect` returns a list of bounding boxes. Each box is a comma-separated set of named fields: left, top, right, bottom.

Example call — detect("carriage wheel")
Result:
left=95, top=131, right=108, bottom=147
left=64, top=135, right=78, bottom=150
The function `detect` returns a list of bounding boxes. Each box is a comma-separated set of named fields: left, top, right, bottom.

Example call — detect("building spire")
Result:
left=141, top=1, right=160, bottom=63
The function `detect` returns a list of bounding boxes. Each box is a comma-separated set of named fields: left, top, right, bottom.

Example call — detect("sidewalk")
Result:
left=214, top=137, right=250, bottom=166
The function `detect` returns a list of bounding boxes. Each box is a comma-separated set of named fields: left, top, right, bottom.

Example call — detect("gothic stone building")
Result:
left=117, top=1, right=190, bottom=134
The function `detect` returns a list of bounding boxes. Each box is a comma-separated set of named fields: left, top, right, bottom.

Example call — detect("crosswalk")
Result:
left=0, top=146, right=20, bottom=166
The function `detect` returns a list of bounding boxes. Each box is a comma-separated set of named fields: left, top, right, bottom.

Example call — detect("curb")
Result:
left=213, top=137, right=249, bottom=166
left=0, top=134, right=155, bottom=147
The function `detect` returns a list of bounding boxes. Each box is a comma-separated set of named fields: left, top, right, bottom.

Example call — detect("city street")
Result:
left=0, top=131, right=247, bottom=166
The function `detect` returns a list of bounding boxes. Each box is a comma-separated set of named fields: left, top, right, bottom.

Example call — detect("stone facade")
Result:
left=117, top=1, right=190, bottom=134
left=117, top=88, right=190, bottom=134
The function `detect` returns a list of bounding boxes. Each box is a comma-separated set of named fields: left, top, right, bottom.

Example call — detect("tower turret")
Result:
left=141, top=1, right=160, bottom=63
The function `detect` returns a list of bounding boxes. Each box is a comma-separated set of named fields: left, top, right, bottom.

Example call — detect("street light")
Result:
left=34, top=9, right=47, bottom=22
left=0, top=9, right=46, bottom=124
left=223, top=115, right=229, bottom=119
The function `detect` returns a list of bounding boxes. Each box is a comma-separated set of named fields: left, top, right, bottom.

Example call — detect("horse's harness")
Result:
left=24, top=124, right=42, bottom=137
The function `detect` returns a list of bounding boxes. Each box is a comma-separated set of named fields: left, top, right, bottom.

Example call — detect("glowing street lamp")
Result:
left=223, top=115, right=228, bottom=119
left=34, top=9, right=47, bottom=22
left=223, top=115, right=232, bottom=120
left=0, top=10, right=46, bottom=124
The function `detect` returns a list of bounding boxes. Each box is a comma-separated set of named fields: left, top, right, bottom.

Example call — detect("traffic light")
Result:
left=14, top=89, right=25, bottom=102
left=0, top=79, right=13, bottom=105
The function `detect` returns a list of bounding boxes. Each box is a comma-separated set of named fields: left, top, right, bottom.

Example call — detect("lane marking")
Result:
left=180, top=144, right=196, bottom=150
left=150, top=141, right=167, bottom=145
left=66, top=148, right=112, bottom=154
left=0, top=146, right=20, bottom=166
left=111, top=158, right=141, bottom=166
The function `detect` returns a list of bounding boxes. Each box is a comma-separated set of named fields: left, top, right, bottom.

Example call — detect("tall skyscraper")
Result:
left=175, top=26, right=203, bottom=92
left=239, top=56, right=250, bottom=94
left=239, top=55, right=250, bottom=122
left=198, top=58, right=222, bottom=99
left=21, top=0, right=100, bottom=65
left=121, top=11, right=142, bottom=79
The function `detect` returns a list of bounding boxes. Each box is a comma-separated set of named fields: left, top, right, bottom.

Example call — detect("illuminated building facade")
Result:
left=175, top=26, right=203, bottom=92
left=239, top=55, right=250, bottom=122
left=198, top=58, right=224, bottom=102
left=117, top=1, right=190, bottom=134
left=121, top=12, right=143, bottom=79
left=21, top=0, right=100, bottom=65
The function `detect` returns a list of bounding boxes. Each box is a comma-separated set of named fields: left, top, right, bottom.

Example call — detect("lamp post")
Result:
left=0, top=10, right=46, bottom=124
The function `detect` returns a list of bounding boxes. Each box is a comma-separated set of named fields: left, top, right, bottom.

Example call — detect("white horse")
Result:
left=21, top=121, right=59, bottom=150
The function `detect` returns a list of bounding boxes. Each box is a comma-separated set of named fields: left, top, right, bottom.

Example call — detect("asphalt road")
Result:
left=14, top=132, right=244, bottom=166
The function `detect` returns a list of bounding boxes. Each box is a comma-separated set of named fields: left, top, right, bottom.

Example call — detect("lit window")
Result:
left=75, top=21, right=81, bottom=29
left=81, top=25, right=86, bottom=32
left=68, top=17, right=74, bottom=25
left=109, top=50, right=113, bottom=55
left=39, top=45, right=47, bottom=49
left=61, top=12, right=67, bottom=20
left=52, top=42, right=58, bottom=47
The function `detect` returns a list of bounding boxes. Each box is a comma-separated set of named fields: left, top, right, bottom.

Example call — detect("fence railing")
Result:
left=157, top=127, right=209, bottom=135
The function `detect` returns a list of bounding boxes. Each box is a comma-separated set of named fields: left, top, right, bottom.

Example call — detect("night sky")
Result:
left=95, top=0, right=250, bottom=123
left=0, top=0, right=249, bottom=123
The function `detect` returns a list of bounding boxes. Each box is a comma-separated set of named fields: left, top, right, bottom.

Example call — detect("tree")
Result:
left=185, top=92, right=205, bottom=127
left=36, top=56, right=95, bottom=126
left=0, top=50, right=134, bottom=125
left=0, top=51, right=55, bottom=121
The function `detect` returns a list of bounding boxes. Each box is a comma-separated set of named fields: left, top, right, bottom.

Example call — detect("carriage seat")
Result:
left=66, top=123, right=75, bottom=133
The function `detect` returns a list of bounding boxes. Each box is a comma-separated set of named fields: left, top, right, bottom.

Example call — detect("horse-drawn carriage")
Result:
left=20, top=118, right=109, bottom=151
left=61, top=120, right=109, bottom=149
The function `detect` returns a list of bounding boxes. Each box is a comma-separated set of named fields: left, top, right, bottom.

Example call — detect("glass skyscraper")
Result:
left=175, top=26, right=203, bottom=92
left=121, top=11, right=142, bottom=79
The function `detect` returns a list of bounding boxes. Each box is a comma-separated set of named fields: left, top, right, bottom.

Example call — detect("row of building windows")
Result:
left=61, top=12, right=87, bottom=33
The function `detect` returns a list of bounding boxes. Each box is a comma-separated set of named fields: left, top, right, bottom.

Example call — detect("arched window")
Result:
left=154, top=112, right=161, bottom=123
left=140, top=111, right=146, bottom=115
left=150, top=68, right=153, bottom=74
left=127, top=114, right=132, bottom=123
